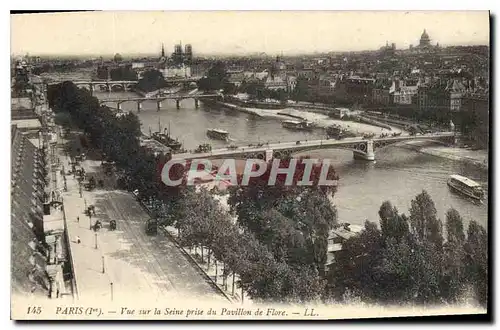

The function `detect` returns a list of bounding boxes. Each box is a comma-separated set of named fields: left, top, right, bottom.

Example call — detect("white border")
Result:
left=2, top=2, right=497, bottom=329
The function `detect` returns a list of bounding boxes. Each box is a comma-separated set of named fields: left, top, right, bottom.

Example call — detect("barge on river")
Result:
left=281, top=120, right=313, bottom=131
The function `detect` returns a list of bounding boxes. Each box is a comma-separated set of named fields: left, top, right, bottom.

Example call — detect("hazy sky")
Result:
left=11, top=11, right=489, bottom=56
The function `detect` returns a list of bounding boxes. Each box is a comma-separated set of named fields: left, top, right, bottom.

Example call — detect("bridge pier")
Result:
left=116, top=102, right=122, bottom=111
left=156, top=101, right=162, bottom=111
left=194, top=98, right=199, bottom=108
left=176, top=100, right=180, bottom=109
left=353, top=140, right=375, bottom=161
left=137, top=101, right=142, bottom=112
left=88, top=84, right=93, bottom=96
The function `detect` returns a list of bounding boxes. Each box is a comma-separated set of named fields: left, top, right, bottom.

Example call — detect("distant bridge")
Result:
left=170, top=132, right=459, bottom=162
left=99, top=93, right=219, bottom=110
left=46, top=77, right=202, bottom=93
left=47, top=80, right=138, bottom=92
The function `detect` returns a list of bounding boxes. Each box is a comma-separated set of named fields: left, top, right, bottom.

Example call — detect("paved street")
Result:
left=60, top=133, right=228, bottom=304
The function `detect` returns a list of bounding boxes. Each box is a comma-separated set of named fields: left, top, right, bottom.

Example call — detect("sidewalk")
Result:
left=163, top=226, right=251, bottom=304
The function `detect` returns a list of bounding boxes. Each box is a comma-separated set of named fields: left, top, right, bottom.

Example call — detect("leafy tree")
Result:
left=198, top=61, right=228, bottom=92
left=441, top=208, right=467, bottom=302
left=228, top=157, right=338, bottom=277
left=110, top=66, right=138, bottom=81
left=136, top=69, right=168, bottom=93
left=327, top=221, right=384, bottom=302
left=378, top=201, right=409, bottom=243
left=464, top=220, right=488, bottom=307
left=326, top=192, right=488, bottom=307
left=408, top=190, right=443, bottom=249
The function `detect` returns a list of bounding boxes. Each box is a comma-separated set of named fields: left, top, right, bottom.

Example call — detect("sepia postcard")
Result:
left=10, top=11, right=490, bottom=320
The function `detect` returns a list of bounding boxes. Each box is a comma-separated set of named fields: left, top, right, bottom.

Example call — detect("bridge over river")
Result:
left=45, top=77, right=202, bottom=94
left=170, top=132, right=458, bottom=162
left=99, top=93, right=219, bottom=110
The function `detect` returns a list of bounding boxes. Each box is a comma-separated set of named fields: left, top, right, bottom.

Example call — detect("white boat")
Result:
left=281, top=120, right=313, bottom=131
left=447, top=174, right=485, bottom=201
left=206, top=128, right=229, bottom=141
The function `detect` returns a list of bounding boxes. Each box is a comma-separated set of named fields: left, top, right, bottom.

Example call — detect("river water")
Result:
left=92, top=90, right=488, bottom=231
left=41, top=68, right=488, bottom=231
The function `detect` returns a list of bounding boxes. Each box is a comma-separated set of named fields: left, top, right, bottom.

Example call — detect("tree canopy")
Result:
left=327, top=191, right=488, bottom=307
left=135, top=69, right=169, bottom=93
left=198, top=61, right=228, bottom=92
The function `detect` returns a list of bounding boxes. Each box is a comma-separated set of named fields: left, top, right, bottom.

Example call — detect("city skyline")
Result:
left=11, top=11, right=489, bottom=57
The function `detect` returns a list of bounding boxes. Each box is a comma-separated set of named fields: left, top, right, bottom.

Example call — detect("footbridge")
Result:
left=171, top=132, right=459, bottom=162
left=99, top=93, right=220, bottom=110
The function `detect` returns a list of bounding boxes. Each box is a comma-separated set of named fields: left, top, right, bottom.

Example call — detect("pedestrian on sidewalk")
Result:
left=76, top=236, right=81, bottom=244
left=77, top=216, right=79, bottom=223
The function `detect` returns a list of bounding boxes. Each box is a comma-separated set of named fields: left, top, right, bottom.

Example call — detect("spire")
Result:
left=161, top=43, right=165, bottom=58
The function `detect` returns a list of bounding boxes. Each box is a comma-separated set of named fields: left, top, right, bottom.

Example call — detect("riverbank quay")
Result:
left=57, top=128, right=229, bottom=304
left=402, top=141, right=488, bottom=170
left=217, top=101, right=264, bottom=117
left=135, top=196, right=250, bottom=305
left=218, top=100, right=401, bottom=136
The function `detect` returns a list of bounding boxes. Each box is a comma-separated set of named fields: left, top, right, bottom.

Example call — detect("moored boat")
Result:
left=447, top=174, right=485, bottom=202
left=150, top=120, right=183, bottom=151
left=281, top=120, right=313, bottom=131
left=326, top=125, right=354, bottom=140
left=207, top=128, right=230, bottom=141
left=151, top=130, right=182, bottom=150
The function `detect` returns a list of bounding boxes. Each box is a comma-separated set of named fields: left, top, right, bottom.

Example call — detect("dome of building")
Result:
left=419, top=29, right=431, bottom=47
left=113, top=53, right=123, bottom=62
left=421, top=29, right=430, bottom=40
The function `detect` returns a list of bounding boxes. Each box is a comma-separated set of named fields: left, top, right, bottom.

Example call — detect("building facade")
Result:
left=460, top=92, right=489, bottom=148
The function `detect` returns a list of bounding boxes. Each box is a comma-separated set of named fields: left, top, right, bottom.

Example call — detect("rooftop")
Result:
left=11, top=97, right=33, bottom=111
left=11, top=118, right=42, bottom=130
left=329, top=224, right=363, bottom=241
left=11, top=126, right=49, bottom=298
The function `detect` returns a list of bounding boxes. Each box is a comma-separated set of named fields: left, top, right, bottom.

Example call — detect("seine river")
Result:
left=38, top=71, right=489, bottom=230
left=91, top=90, right=488, bottom=231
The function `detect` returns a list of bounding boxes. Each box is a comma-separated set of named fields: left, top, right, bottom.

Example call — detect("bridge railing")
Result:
left=172, top=132, right=457, bottom=158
